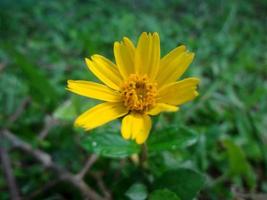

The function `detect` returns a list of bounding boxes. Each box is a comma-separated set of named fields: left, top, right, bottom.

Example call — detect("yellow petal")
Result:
left=134, top=114, right=152, bottom=144
left=156, top=45, right=186, bottom=84
left=85, top=55, right=123, bottom=90
left=123, top=37, right=135, bottom=57
left=158, top=78, right=200, bottom=105
left=121, top=114, right=133, bottom=140
left=67, top=80, right=121, bottom=102
left=75, top=102, right=128, bottom=130
left=121, top=114, right=152, bottom=144
left=135, top=32, right=160, bottom=79
left=161, top=45, right=186, bottom=67
left=114, top=37, right=135, bottom=79
left=147, top=103, right=179, bottom=116
left=156, top=45, right=194, bottom=87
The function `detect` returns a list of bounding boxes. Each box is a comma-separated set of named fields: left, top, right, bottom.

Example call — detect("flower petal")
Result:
left=121, top=114, right=134, bottom=140
left=75, top=102, right=128, bottom=130
left=135, top=32, right=160, bottom=79
left=114, top=37, right=135, bottom=79
left=85, top=55, right=123, bottom=90
left=156, top=45, right=194, bottom=87
left=67, top=80, right=121, bottom=102
left=134, top=114, right=151, bottom=144
left=147, top=103, right=179, bottom=116
left=158, top=78, right=200, bottom=105
left=121, top=114, right=152, bottom=144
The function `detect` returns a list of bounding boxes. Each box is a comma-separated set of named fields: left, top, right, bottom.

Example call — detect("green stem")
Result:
left=140, top=143, right=148, bottom=169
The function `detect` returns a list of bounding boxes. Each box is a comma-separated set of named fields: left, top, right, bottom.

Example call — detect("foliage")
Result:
left=1, top=0, right=267, bottom=199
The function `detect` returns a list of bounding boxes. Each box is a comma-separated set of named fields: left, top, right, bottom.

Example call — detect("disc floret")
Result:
left=121, top=74, right=157, bottom=113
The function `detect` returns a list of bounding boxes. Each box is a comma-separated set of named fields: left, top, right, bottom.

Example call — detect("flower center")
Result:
left=121, top=74, right=157, bottom=113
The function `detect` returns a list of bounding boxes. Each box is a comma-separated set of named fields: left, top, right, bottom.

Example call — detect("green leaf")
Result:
left=6, top=47, right=58, bottom=107
left=125, top=183, right=148, bottom=200
left=81, top=131, right=140, bottom=158
left=154, top=168, right=205, bottom=200
left=148, top=126, right=198, bottom=153
left=53, top=97, right=97, bottom=121
left=53, top=100, right=77, bottom=121
left=223, top=139, right=256, bottom=188
left=149, top=189, right=181, bottom=200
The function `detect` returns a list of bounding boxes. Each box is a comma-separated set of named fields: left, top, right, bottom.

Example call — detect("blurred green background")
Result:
left=1, top=0, right=267, bottom=199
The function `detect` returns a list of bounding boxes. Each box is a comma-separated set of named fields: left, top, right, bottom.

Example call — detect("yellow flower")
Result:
left=67, top=32, right=199, bottom=144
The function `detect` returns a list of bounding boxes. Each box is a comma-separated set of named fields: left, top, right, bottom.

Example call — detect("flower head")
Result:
left=67, top=32, right=199, bottom=144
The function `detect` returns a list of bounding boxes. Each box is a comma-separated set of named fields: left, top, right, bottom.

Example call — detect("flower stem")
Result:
left=140, top=143, right=148, bottom=168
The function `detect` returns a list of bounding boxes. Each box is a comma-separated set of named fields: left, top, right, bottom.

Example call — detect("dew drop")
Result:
left=92, top=141, right=97, bottom=147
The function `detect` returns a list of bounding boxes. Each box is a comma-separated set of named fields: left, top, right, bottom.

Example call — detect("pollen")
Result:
left=121, top=74, right=157, bottom=113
